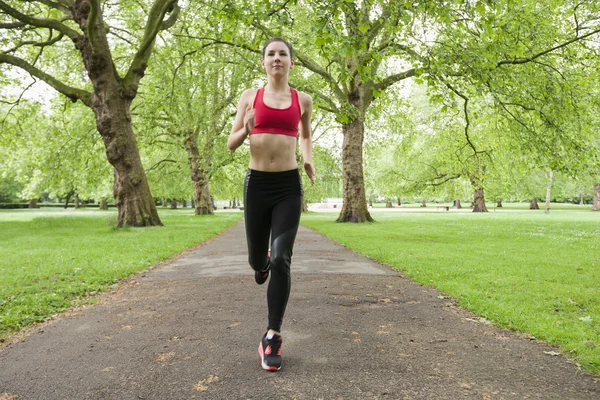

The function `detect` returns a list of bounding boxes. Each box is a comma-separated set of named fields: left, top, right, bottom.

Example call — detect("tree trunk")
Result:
left=496, top=201, right=502, bottom=208
left=302, top=196, right=308, bottom=212
left=420, top=199, right=426, bottom=207
left=162, top=198, right=167, bottom=207
left=470, top=174, right=488, bottom=212
left=545, top=170, right=553, bottom=214
left=337, top=114, right=373, bottom=222
left=397, top=197, right=401, bottom=206
left=99, top=198, right=108, bottom=210
left=28, top=198, right=39, bottom=208
left=385, top=199, right=392, bottom=208
left=593, top=183, right=600, bottom=211
left=194, top=184, right=213, bottom=215
left=579, top=193, right=584, bottom=205
left=64, top=189, right=74, bottom=209
left=74, top=4, right=161, bottom=228
left=75, top=195, right=83, bottom=208
left=472, top=188, right=488, bottom=212
left=530, top=198, right=540, bottom=210
left=96, top=101, right=162, bottom=227
left=182, top=200, right=187, bottom=208
left=453, top=199, right=462, bottom=209
left=184, top=129, right=214, bottom=215
left=171, top=199, right=178, bottom=209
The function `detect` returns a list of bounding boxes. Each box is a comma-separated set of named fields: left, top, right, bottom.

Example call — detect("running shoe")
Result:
left=254, top=262, right=270, bottom=285
left=258, top=333, right=282, bottom=371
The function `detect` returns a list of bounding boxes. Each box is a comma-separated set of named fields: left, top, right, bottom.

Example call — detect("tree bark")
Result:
left=184, top=129, right=214, bottom=215
left=72, top=1, right=163, bottom=227
left=472, top=188, right=488, bottom=212
left=302, top=196, right=308, bottom=212
left=171, top=199, right=178, bottom=209
left=385, top=199, right=393, bottom=208
left=496, top=201, right=503, bottom=208
left=99, top=198, right=108, bottom=210
left=453, top=199, right=462, bottom=209
left=28, top=199, right=39, bottom=208
left=545, top=170, right=553, bottom=214
left=530, top=198, right=540, bottom=210
left=337, top=110, right=373, bottom=222
left=470, top=174, right=488, bottom=212
left=593, top=183, right=600, bottom=211
left=397, top=197, right=401, bottom=206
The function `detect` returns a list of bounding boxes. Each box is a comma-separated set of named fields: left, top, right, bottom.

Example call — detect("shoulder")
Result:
left=296, top=90, right=313, bottom=108
left=237, top=88, right=259, bottom=107
left=241, top=88, right=259, bottom=100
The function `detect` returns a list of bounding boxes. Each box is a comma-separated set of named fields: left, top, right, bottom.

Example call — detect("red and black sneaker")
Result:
left=254, top=262, right=270, bottom=285
left=258, top=333, right=282, bottom=371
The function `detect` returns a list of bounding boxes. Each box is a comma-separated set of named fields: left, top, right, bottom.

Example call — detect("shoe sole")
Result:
left=258, top=342, right=281, bottom=371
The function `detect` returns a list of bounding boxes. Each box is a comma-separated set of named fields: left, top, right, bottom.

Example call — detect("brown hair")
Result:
left=261, top=37, right=294, bottom=59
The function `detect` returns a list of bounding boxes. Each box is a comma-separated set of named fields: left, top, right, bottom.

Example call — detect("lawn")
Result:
left=0, top=208, right=242, bottom=338
left=300, top=209, right=600, bottom=373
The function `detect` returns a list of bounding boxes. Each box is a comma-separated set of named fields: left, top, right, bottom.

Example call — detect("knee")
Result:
left=269, top=252, right=291, bottom=276
left=248, top=254, right=268, bottom=272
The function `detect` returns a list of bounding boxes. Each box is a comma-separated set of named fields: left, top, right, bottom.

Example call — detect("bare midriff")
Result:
left=249, top=133, right=298, bottom=172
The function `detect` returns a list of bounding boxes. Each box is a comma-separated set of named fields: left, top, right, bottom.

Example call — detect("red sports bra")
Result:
left=249, top=87, right=301, bottom=137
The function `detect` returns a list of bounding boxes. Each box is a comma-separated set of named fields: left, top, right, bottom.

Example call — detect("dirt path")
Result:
left=1, top=221, right=597, bottom=399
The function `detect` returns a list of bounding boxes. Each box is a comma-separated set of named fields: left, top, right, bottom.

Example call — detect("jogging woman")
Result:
left=227, top=37, right=315, bottom=371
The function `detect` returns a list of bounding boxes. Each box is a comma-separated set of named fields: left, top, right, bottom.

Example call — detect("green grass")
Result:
left=0, top=209, right=242, bottom=338
left=300, top=210, right=600, bottom=373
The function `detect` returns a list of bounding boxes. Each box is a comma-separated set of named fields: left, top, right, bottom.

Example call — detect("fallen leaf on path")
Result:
left=193, top=375, right=220, bottom=392
left=155, top=352, right=176, bottom=363
left=543, top=351, right=561, bottom=356
left=0, top=394, right=19, bottom=400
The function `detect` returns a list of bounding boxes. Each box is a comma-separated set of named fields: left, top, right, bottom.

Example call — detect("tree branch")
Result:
left=373, top=68, right=416, bottom=92
left=28, top=0, right=72, bottom=15
left=0, top=0, right=79, bottom=39
left=0, top=21, right=26, bottom=29
left=497, top=28, right=600, bottom=67
left=123, top=0, right=180, bottom=94
left=2, top=31, right=64, bottom=55
left=0, top=53, right=92, bottom=106
left=86, top=0, right=101, bottom=50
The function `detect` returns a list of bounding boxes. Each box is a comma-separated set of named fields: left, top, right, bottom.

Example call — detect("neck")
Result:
left=265, top=77, right=290, bottom=93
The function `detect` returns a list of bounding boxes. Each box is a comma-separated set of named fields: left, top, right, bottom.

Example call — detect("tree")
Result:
left=0, top=0, right=181, bottom=227
left=220, top=1, right=450, bottom=221
left=1, top=98, right=113, bottom=206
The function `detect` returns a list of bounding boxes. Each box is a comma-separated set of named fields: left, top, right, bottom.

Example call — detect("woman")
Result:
left=227, top=37, right=315, bottom=372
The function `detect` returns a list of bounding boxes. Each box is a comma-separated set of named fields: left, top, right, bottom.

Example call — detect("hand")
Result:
left=304, top=162, right=316, bottom=185
left=244, top=107, right=255, bottom=135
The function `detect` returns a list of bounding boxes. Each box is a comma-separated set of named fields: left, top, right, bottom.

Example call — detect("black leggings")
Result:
left=244, top=169, right=302, bottom=332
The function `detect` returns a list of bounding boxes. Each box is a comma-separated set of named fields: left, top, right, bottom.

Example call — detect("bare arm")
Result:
left=227, top=89, right=256, bottom=151
left=298, top=92, right=315, bottom=184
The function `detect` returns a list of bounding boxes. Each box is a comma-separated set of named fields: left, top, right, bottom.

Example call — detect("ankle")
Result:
left=266, top=329, right=280, bottom=338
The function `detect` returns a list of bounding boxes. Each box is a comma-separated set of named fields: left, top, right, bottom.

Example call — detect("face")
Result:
left=261, top=41, right=294, bottom=76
